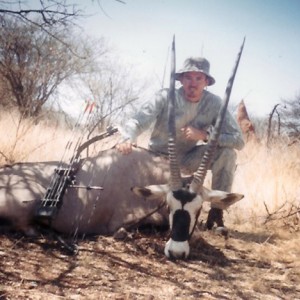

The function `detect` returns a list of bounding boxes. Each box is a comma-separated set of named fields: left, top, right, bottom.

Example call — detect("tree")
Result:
left=0, top=15, right=106, bottom=117
left=0, top=0, right=82, bottom=25
left=266, top=103, right=281, bottom=146
left=0, top=0, right=125, bottom=27
left=278, top=94, right=300, bottom=141
left=265, top=94, right=300, bottom=146
left=0, top=0, right=83, bottom=41
left=66, top=55, right=147, bottom=134
left=0, top=1, right=125, bottom=49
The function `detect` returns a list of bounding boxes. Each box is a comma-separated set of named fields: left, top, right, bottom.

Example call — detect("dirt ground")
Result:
left=1, top=222, right=300, bottom=300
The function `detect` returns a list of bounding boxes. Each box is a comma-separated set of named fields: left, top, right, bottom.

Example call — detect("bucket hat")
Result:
left=175, top=57, right=215, bottom=86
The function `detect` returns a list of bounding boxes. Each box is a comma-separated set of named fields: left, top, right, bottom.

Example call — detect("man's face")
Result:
left=180, top=72, right=209, bottom=102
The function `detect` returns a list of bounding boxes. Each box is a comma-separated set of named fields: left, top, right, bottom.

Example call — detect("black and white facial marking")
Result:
left=164, top=188, right=203, bottom=259
left=131, top=184, right=244, bottom=259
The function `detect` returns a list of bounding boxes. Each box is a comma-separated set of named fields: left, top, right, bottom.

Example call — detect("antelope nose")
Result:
left=164, top=239, right=190, bottom=259
left=168, top=250, right=187, bottom=260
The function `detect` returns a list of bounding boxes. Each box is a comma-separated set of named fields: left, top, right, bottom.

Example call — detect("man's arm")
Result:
left=217, top=110, right=245, bottom=150
left=116, top=89, right=168, bottom=154
left=116, top=140, right=136, bottom=155
left=180, top=126, right=209, bottom=142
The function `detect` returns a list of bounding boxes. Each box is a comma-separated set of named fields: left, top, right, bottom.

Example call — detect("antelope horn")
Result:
left=189, top=37, right=246, bottom=193
left=168, top=35, right=182, bottom=191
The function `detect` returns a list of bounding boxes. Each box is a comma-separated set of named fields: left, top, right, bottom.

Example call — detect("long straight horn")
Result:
left=190, top=37, right=246, bottom=193
left=168, top=35, right=182, bottom=191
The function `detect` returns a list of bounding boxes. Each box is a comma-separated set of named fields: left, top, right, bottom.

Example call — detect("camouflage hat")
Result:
left=175, top=57, right=215, bottom=86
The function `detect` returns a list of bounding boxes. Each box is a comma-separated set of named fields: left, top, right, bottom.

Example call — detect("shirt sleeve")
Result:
left=216, top=110, right=245, bottom=150
left=119, top=89, right=167, bottom=143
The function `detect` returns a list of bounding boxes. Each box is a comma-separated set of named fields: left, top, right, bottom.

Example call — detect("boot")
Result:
left=206, top=208, right=224, bottom=230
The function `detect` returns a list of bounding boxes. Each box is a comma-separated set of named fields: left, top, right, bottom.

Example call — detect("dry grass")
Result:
left=0, top=109, right=75, bottom=164
left=1, top=110, right=300, bottom=299
left=0, top=109, right=119, bottom=165
left=230, top=139, right=300, bottom=229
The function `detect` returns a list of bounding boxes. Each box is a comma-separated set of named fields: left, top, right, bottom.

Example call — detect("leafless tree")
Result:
left=266, top=94, right=300, bottom=146
left=0, top=1, right=125, bottom=47
left=0, top=15, right=107, bottom=117
left=69, top=56, right=146, bottom=135
left=0, top=0, right=125, bottom=25
left=0, top=0, right=140, bottom=127
left=0, top=0, right=83, bottom=42
left=278, top=94, right=300, bottom=142
left=267, top=103, right=281, bottom=147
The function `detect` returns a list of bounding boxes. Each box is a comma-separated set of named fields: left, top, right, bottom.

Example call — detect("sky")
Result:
left=28, top=0, right=300, bottom=118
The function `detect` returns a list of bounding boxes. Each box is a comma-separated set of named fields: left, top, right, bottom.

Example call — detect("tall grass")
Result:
left=1, top=110, right=299, bottom=228
left=231, top=139, right=300, bottom=227
left=0, top=109, right=74, bottom=164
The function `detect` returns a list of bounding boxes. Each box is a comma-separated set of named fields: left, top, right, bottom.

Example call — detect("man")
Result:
left=116, top=57, right=244, bottom=229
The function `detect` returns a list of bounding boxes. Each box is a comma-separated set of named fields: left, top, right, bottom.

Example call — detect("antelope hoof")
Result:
left=113, top=227, right=129, bottom=240
left=214, top=226, right=229, bottom=239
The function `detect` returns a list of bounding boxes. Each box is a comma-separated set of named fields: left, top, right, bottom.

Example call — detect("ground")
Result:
left=1, top=223, right=299, bottom=300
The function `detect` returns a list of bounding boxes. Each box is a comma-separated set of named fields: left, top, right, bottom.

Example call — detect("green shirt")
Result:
left=121, top=87, right=245, bottom=154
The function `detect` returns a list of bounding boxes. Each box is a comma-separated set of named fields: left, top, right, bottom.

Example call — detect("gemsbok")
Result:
left=0, top=148, right=171, bottom=236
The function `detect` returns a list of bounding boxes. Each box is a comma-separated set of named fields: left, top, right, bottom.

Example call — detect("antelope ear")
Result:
left=203, top=188, right=244, bottom=210
left=131, top=184, right=169, bottom=200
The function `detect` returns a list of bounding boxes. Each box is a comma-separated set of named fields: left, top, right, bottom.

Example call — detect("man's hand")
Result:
left=181, top=126, right=209, bottom=142
left=116, top=141, right=135, bottom=155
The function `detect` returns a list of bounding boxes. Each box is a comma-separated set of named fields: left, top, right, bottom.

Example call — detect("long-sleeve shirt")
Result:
left=120, top=87, right=245, bottom=155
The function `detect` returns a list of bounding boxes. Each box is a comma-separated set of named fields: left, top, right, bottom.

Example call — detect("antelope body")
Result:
left=0, top=148, right=170, bottom=235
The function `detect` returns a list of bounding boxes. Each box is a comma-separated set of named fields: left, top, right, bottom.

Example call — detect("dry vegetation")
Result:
left=1, top=110, right=300, bottom=299
left=0, top=110, right=75, bottom=164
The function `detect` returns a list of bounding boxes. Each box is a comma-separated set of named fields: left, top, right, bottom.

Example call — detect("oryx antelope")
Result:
left=132, top=37, right=245, bottom=259
left=0, top=147, right=171, bottom=235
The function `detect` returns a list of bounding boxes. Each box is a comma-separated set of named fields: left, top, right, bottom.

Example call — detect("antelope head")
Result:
left=132, top=37, right=245, bottom=259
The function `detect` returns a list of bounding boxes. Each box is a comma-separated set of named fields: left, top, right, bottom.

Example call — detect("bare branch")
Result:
left=264, top=200, right=300, bottom=227
left=267, top=103, right=280, bottom=147
left=0, top=0, right=83, bottom=27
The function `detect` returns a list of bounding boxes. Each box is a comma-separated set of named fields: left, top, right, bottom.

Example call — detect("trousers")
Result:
left=150, top=144, right=237, bottom=228
left=179, top=145, right=237, bottom=228
left=179, top=145, right=237, bottom=192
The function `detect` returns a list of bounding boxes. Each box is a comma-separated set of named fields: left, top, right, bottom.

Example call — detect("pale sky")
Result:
left=28, top=0, right=300, bottom=118
left=78, top=0, right=300, bottom=118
